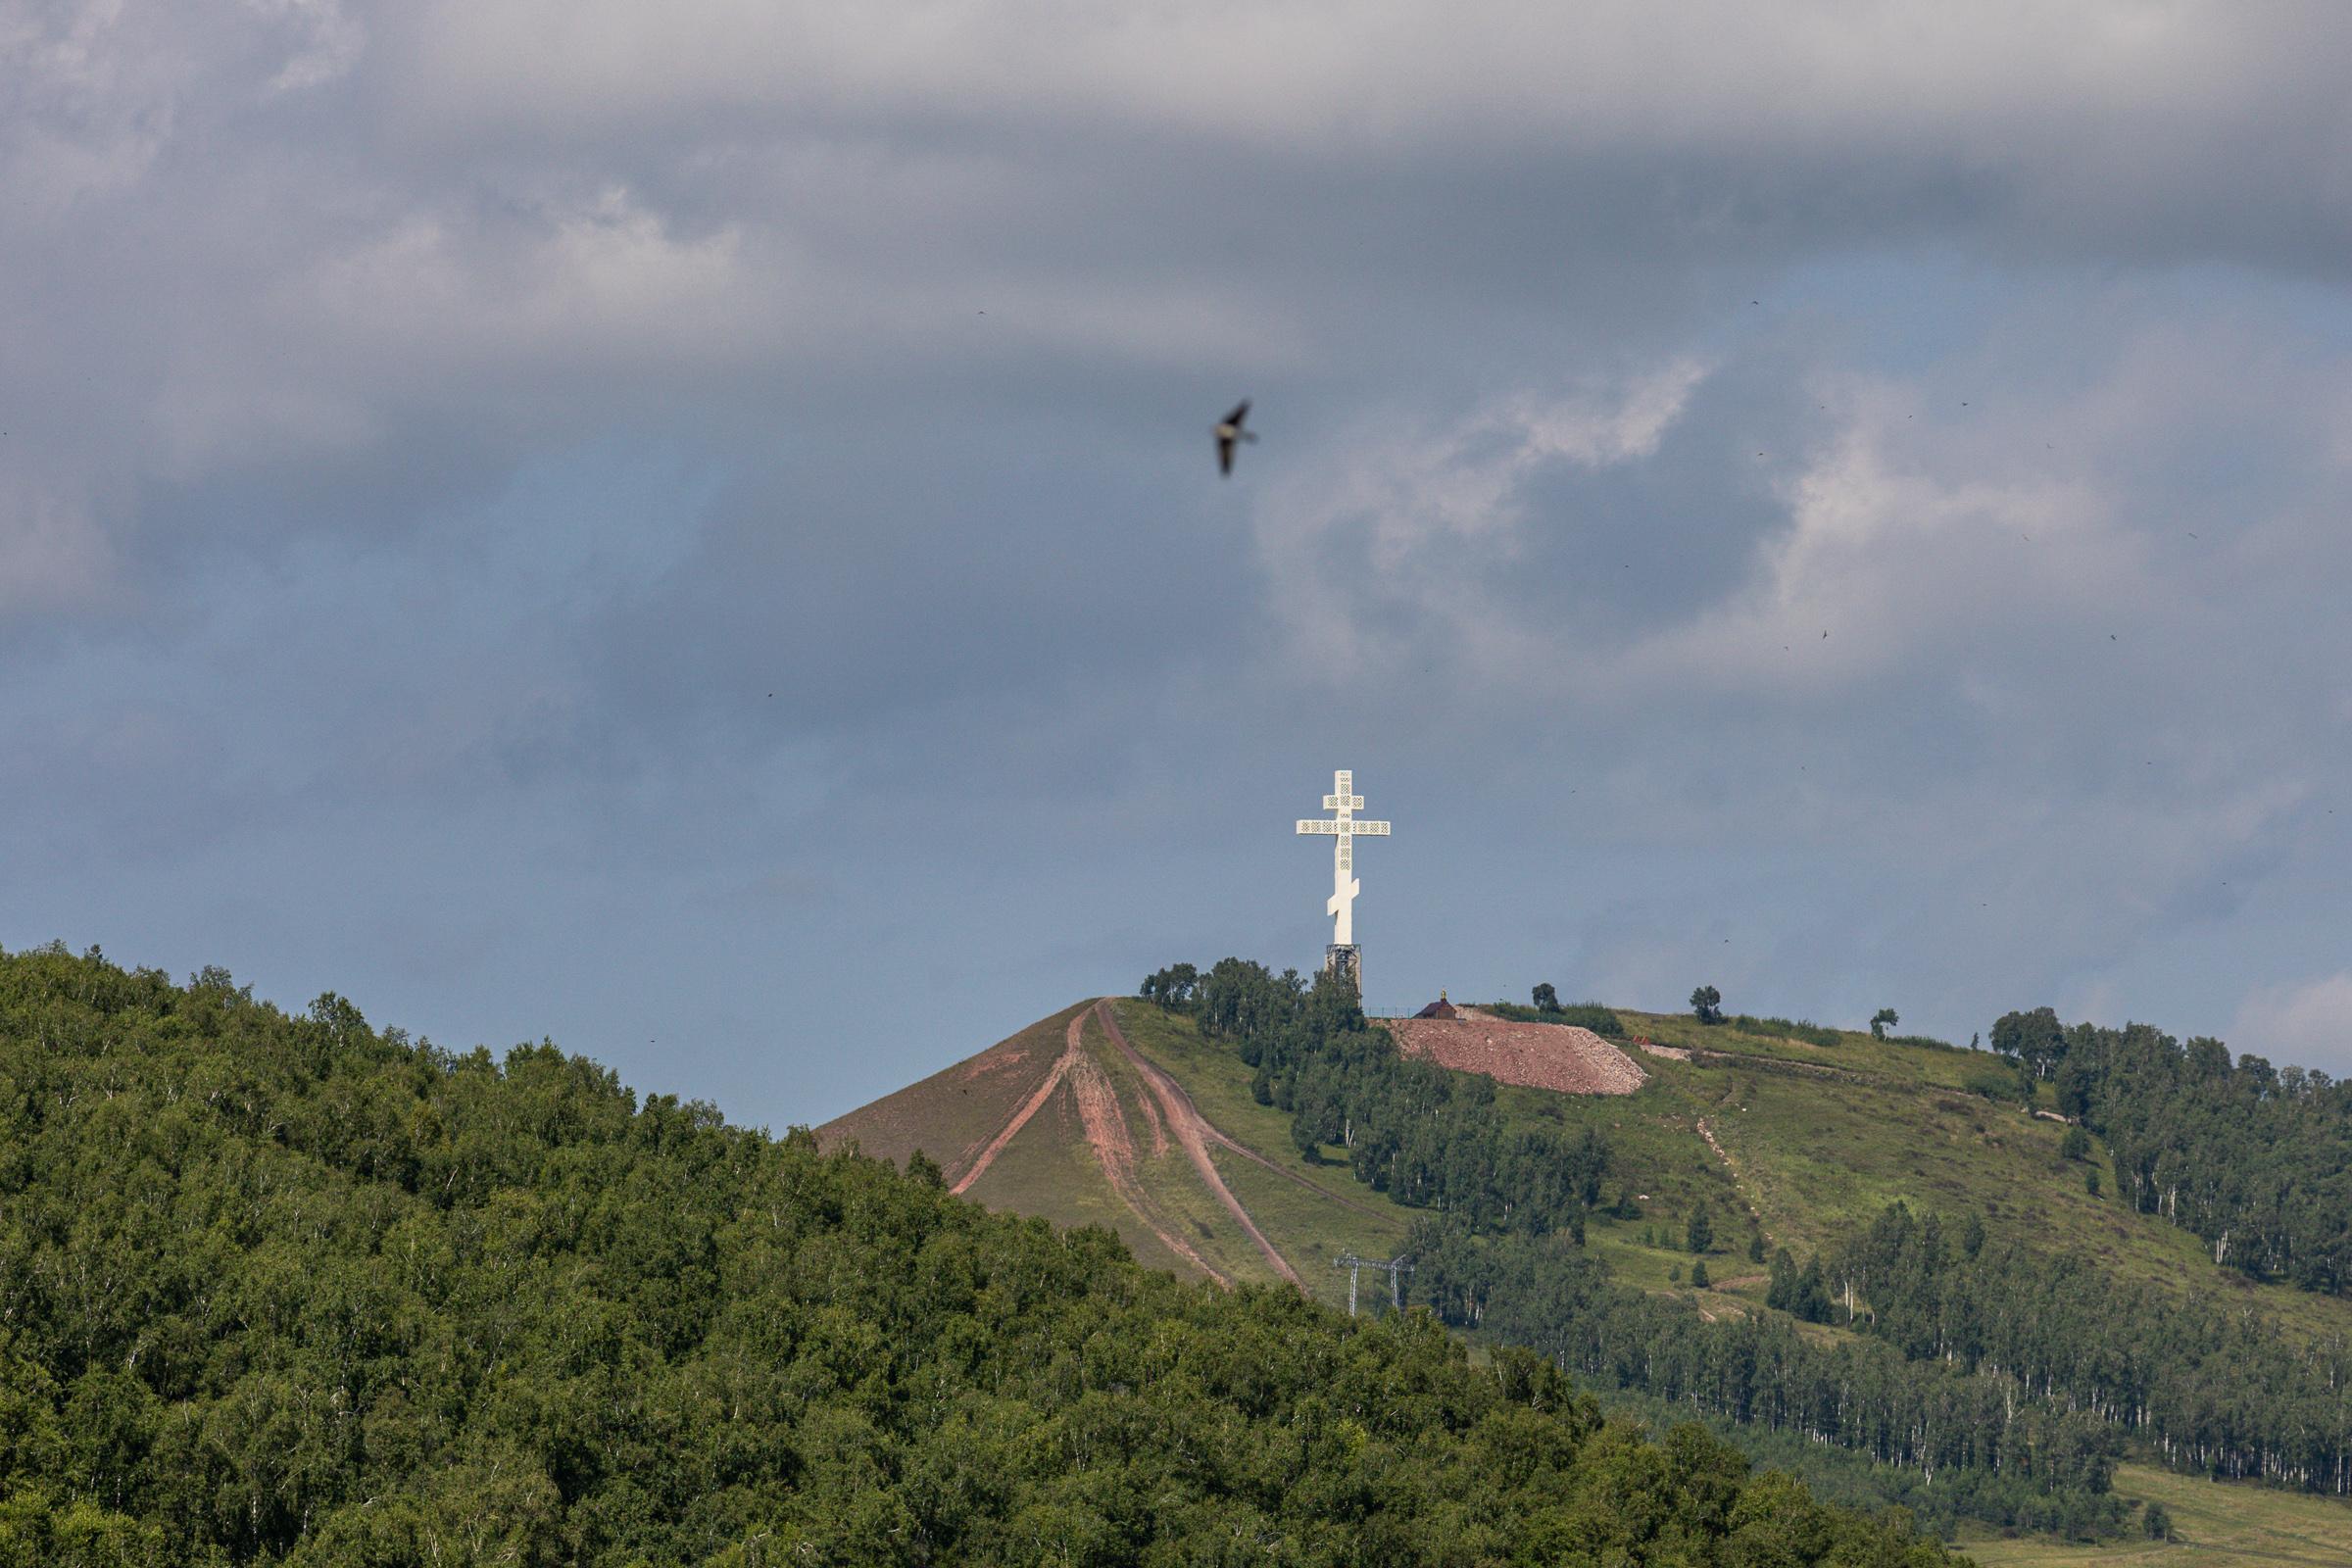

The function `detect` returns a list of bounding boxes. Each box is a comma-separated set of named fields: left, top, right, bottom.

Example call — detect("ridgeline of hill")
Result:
left=0, top=944, right=1958, bottom=1567
left=824, top=960, right=2352, bottom=1558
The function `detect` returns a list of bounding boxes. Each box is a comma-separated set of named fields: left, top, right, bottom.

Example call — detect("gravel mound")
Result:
left=1384, top=1007, right=1647, bottom=1096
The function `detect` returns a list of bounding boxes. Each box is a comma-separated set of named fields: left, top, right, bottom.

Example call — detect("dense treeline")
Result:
left=1586, top=1388, right=2141, bottom=1545
left=0, top=945, right=1956, bottom=1566
left=1186, top=959, right=1607, bottom=1236
left=1406, top=1220, right=2138, bottom=1541
left=1407, top=1191, right=2352, bottom=1540
left=1991, top=1008, right=2352, bottom=1297
left=1824, top=1202, right=2352, bottom=1494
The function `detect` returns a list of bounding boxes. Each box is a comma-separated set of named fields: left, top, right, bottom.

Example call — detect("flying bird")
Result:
left=1214, top=400, right=1257, bottom=476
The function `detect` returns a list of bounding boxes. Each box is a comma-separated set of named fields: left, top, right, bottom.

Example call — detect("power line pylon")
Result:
left=1333, top=1251, right=1414, bottom=1316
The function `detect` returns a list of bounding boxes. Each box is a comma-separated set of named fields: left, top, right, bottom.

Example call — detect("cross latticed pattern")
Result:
left=1296, top=768, right=1390, bottom=947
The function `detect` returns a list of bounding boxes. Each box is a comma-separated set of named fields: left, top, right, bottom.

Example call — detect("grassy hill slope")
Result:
left=839, top=997, right=2351, bottom=1347
left=821, top=1000, right=1409, bottom=1305
left=1550, top=1007, right=2351, bottom=1341
left=828, top=993, right=2352, bottom=1562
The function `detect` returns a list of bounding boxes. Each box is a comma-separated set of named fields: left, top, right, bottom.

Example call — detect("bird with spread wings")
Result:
left=1214, top=400, right=1256, bottom=476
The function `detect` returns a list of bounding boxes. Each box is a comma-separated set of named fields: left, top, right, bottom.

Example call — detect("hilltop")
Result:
left=820, top=1000, right=1414, bottom=1299
left=825, top=986, right=2351, bottom=1336
left=824, top=966, right=2352, bottom=1561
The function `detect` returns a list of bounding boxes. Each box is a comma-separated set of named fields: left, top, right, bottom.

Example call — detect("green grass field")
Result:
left=1959, top=1465, right=2352, bottom=1568
left=1636, top=1013, right=2350, bottom=1339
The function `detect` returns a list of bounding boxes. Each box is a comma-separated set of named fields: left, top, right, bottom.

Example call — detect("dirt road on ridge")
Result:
left=1091, top=1000, right=1304, bottom=1285
left=954, top=1009, right=1229, bottom=1283
left=1095, top=1003, right=1392, bottom=1220
left=947, top=999, right=1372, bottom=1290
left=949, top=1017, right=1076, bottom=1197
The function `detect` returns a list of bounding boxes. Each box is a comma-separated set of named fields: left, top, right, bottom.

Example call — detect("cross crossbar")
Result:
left=1295, top=769, right=1393, bottom=948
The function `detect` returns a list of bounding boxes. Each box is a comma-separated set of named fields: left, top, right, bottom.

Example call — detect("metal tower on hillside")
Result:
left=1333, top=1251, right=1414, bottom=1317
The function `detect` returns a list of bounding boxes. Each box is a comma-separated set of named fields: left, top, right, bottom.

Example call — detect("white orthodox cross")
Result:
left=1296, top=768, right=1391, bottom=947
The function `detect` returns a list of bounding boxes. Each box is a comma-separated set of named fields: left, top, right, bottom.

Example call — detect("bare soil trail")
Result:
left=1695, top=1113, right=1774, bottom=1247
left=951, top=1009, right=1229, bottom=1284
left=1683, top=1048, right=1873, bottom=1086
left=948, top=1015, right=1080, bottom=1197
left=1063, top=1019, right=1226, bottom=1284
left=1092, top=1000, right=1304, bottom=1285
left=1100, top=1004, right=1392, bottom=1221
left=1695, top=1115, right=1735, bottom=1172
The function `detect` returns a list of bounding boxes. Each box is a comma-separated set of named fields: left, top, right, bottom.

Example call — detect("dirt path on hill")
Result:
left=1696, top=1115, right=1736, bottom=1171
left=952, top=1010, right=1228, bottom=1284
left=1092, top=1000, right=1304, bottom=1285
left=1095, top=1004, right=1392, bottom=1221
left=1696, top=1114, right=1774, bottom=1246
left=1064, top=1022, right=1227, bottom=1284
left=1689, top=1049, right=1872, bottom=1085
left=949, top=1020, right=1077, bottom=1196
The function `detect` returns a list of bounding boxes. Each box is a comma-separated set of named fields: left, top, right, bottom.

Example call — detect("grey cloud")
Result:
left=19, top=0, right=2351, bottom=630
left=11, top=4, right=2352, bottom=1125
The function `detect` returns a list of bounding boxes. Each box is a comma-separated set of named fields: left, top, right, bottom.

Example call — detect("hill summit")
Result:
left=827, top=961, right=2352, bottom=1556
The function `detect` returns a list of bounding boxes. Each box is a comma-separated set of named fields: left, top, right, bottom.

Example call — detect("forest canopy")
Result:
left=0, top=945, right=1953, bottom=1566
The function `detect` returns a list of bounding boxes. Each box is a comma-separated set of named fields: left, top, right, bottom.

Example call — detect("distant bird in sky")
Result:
left=1214, top=400, right=1256, bottom=476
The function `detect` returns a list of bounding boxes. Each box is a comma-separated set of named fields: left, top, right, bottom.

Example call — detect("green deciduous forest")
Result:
left=1170, top=958, right=2352, bottom=1543
left=0, top=945, right=1955, bottom=1566
left=1191, top=960, right=1607, bottom=1236
left=1992, top=1008, right=2352, bottom=1296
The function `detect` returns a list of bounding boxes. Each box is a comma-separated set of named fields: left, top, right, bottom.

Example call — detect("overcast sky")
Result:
left=10, top=2, right=2352, bottom=1126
